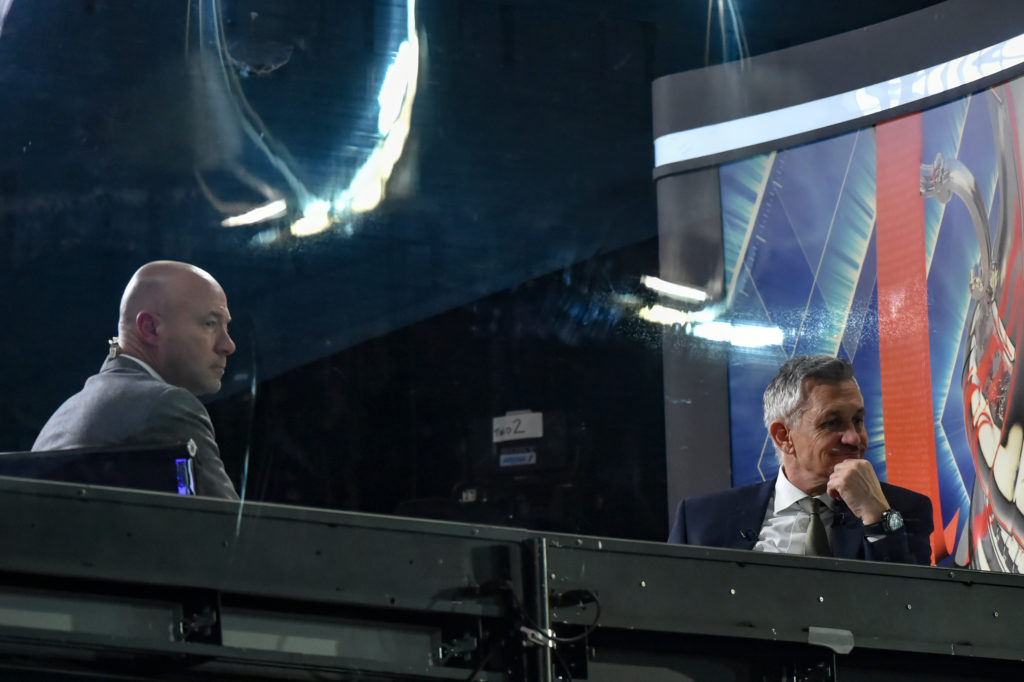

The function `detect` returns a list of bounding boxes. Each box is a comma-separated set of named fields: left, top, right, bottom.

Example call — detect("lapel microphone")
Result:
left=740, top=529, right=757, bottom=541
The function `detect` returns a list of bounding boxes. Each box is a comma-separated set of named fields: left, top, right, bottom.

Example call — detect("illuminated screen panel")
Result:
left=654, top=34, right=1024, bottom=170
left=720, top=71, right=1024, bottom=573
left=655, top=0, right=1024, bottom=570
left=720, top=58, right=1024, bottom=569
left=653, top=0, right=1024, bottom=176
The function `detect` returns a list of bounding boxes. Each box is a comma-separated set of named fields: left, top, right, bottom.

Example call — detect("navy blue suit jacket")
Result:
left=668, top=478, right=933, bottom=565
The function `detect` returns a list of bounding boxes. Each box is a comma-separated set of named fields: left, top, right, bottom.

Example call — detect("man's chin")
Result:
left=192, top=380, right=222, bottom=397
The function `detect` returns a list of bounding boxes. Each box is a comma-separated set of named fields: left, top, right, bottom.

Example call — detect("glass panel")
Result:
left=1, top=0, right=947, bottom=550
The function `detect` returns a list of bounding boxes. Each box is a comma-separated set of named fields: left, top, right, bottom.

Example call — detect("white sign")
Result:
left=492, top=411, right=543, bottom=443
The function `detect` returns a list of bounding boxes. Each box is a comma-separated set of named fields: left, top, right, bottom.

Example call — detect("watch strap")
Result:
left=864, top=509, right=903, bottom=535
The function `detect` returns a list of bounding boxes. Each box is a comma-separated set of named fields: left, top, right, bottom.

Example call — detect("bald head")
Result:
left=119, top=261, right=218, bottom=335
left=117, top=261, right=235, bottom=395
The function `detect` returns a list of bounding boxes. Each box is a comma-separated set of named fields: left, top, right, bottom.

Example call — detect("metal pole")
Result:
left=522, top=536, right=553, bottom=682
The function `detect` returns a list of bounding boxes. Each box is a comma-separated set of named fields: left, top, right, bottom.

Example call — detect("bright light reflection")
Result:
left=378, top=41, right=415, bottom=135
left=692, top=321, right=784, bottom=348
left=640, top=275, right=708, bottom=302
left=638, top=304, right=690, bottom=326
left=221, top=199, right=288, bottom=227
left=290, top=200, right=331, bottom=237
left=0, top=0, right=13, bottom=39
left=200, top=0, right=420, bottom=237
left=326, top=3, right=419, bottom=223
left=639, top=303, right=783, bottom=348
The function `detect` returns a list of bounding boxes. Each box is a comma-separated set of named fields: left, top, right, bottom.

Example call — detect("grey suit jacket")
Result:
left=33, top=355, right=239, bottom=500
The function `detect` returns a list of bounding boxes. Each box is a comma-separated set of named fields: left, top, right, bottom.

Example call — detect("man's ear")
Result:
left=769, top=419, right=794, bottom=455
left=135, top=311, right=159, bottom=345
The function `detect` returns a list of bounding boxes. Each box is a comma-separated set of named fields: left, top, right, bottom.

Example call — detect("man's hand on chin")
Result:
left=826, top=458, right=889, bottom=525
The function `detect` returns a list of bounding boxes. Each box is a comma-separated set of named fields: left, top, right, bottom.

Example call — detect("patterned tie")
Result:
left=797, top=497, right=832, bottom=557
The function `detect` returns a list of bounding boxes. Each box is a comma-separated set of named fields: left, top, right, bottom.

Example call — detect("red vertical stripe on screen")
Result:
left=874, top=114, right=944, bottom=563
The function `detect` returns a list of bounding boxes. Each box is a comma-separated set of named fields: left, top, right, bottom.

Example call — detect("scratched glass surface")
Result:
left=0, top=0, right=944, bottom=542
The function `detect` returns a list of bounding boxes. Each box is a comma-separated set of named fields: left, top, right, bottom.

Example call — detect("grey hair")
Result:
left=763, top=355, right=858, bottom=457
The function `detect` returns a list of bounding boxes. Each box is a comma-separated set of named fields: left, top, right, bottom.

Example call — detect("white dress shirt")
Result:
left=753, top=470, right=835, bottom=554
left=120, top=353, right=166, bottom=383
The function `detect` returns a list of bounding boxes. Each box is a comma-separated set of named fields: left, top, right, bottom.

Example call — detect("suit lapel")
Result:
left=734, top=479, right=775, bottom=549
left=830, top=500, right=865, bottom=559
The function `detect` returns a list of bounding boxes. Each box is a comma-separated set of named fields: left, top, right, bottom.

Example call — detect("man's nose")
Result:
left=218, top=331, right=236, bottom=356
left=841, top=423, right=862, bottom=445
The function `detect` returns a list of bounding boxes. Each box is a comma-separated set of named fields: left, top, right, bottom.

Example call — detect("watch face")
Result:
left=884, top=510, right=905, bottom=533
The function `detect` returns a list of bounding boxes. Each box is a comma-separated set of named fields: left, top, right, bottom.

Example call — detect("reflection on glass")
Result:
left=185, top=0, right=419, bottom=238
left=640, top=274, right=708, bottom=303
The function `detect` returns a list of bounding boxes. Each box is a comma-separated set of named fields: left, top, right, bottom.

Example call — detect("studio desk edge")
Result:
left=0, top=475, right=1021, bottom=678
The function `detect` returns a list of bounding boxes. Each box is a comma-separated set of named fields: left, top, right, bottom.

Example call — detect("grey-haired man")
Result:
left=669, top=355, right=933, bottom=564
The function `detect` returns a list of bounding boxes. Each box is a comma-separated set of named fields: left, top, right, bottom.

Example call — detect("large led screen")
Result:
left=724, top=76, right=1024, bottom=571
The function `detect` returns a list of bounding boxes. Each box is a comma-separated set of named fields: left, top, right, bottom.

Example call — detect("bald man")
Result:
left=33, top=261, right=239, bottom=499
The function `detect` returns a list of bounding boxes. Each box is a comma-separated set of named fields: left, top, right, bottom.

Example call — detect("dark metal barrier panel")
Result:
left=545, top=537, right=1024, bottom=679
left=1, top=476, right=1023, bottom=680
left=0, top=476, right=527, bottom=680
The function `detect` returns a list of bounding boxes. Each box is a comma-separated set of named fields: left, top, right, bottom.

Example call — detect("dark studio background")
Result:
left=0, top=0, right=942, bottom=541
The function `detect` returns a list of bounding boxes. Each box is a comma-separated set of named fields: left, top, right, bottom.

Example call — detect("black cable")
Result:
left=464, top=581, right=600, bottom=680
left=551, top=645, right=575, bottom=682
left=501, top=579, right=602, bottom=644
left=464, top=647, right=497, bottom=681
left=546, top=588, right=601, bottom=644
